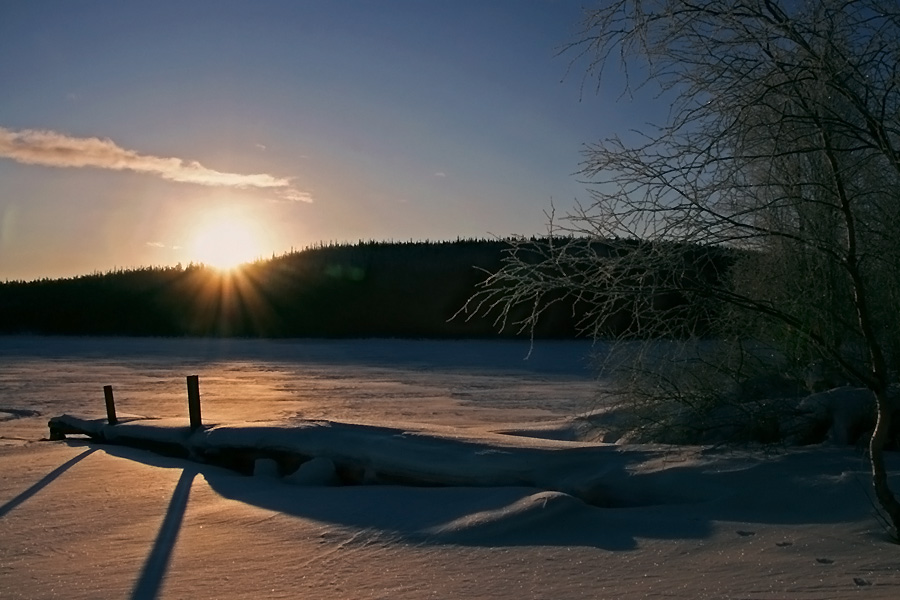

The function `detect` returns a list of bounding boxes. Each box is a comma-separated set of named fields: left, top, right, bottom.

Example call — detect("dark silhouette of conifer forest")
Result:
left=0, top=238, right=722, bottom=338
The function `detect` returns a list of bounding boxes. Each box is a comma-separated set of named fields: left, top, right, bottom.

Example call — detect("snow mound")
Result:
left=50, top=412, right=895, bottom=521
left=791, top=386, right=878, bottom=445
left=48, top=414, right=676, bottom=506
left=426, top=490, right=588, bottom=539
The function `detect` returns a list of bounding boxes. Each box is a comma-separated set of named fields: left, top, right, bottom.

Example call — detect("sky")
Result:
left=0, top=0, right=641, bottom=281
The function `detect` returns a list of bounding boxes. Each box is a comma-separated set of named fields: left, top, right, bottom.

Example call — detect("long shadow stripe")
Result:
left=131, top=469, right=196, bottom=600
left=0, top=447, right=97, bottom=518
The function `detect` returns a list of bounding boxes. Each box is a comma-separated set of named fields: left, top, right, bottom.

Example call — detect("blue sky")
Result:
left=0, top=1, right=641, bottom=280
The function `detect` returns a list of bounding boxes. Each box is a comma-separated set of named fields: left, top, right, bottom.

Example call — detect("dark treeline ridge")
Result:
left=0, top=238, right=727, bottom=339
left=0, top=239, right=545, bottom=338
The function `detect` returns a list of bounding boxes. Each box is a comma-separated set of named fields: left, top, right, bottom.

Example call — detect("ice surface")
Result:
left=0, top=336, right=601, bottom=437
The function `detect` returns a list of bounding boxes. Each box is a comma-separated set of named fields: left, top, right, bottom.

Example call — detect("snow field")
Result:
left=1, top=337, right=899, bottom=598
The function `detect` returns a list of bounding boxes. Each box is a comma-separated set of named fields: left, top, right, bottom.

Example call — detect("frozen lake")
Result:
left=0, top=336, right=601, bottom=440
left=4, top=336, right=900, bottom=599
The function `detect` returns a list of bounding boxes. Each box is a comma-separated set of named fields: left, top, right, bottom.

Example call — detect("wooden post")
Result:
left=186, top=375, right=202, bottom=430
left=103, top=385, right=118, bottom=425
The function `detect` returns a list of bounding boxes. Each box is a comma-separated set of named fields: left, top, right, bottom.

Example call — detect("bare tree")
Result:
left=461, top=0, right=900, bottom=536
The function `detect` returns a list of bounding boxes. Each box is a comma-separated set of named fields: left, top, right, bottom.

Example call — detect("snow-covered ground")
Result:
left=1, top=336, right=898, bottom=599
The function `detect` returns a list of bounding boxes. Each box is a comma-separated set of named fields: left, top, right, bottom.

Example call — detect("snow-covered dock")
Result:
left=47, top=413, right=690, bottom=507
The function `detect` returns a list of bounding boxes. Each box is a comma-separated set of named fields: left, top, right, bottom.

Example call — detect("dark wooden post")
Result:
left=186, top=375, right=202, bottom=430
left=103, top=385, right=118, bottom=425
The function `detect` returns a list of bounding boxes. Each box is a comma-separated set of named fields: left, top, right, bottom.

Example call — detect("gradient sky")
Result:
left=0, top=0, right=642, bottom=281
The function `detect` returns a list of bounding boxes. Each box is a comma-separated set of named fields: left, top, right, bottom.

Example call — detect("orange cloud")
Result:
left=0, top=126, right=313, bottom=202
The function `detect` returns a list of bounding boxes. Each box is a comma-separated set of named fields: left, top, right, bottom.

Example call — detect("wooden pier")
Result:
left=46, top=376, right=626, bottom=505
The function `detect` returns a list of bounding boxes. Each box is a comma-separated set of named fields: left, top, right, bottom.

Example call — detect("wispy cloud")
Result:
left=0, top=126, right=313, bottom=202
left=433, top=171, right=447, bottom=178
left=276, top=188, right=314, bottom=203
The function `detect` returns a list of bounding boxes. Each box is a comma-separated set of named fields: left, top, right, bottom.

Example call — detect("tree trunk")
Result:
left=870, top=387, right=900, bottom=539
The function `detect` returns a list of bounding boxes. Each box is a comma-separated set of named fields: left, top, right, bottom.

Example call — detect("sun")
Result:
left=189, top=213, right=263, bottom=271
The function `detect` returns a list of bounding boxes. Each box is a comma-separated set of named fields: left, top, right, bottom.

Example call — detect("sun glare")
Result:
left=189, top=214, right=263, bottom=271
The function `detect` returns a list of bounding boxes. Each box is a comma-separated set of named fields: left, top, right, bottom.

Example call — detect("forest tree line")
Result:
left=0, top=238, right=727, bottom=339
